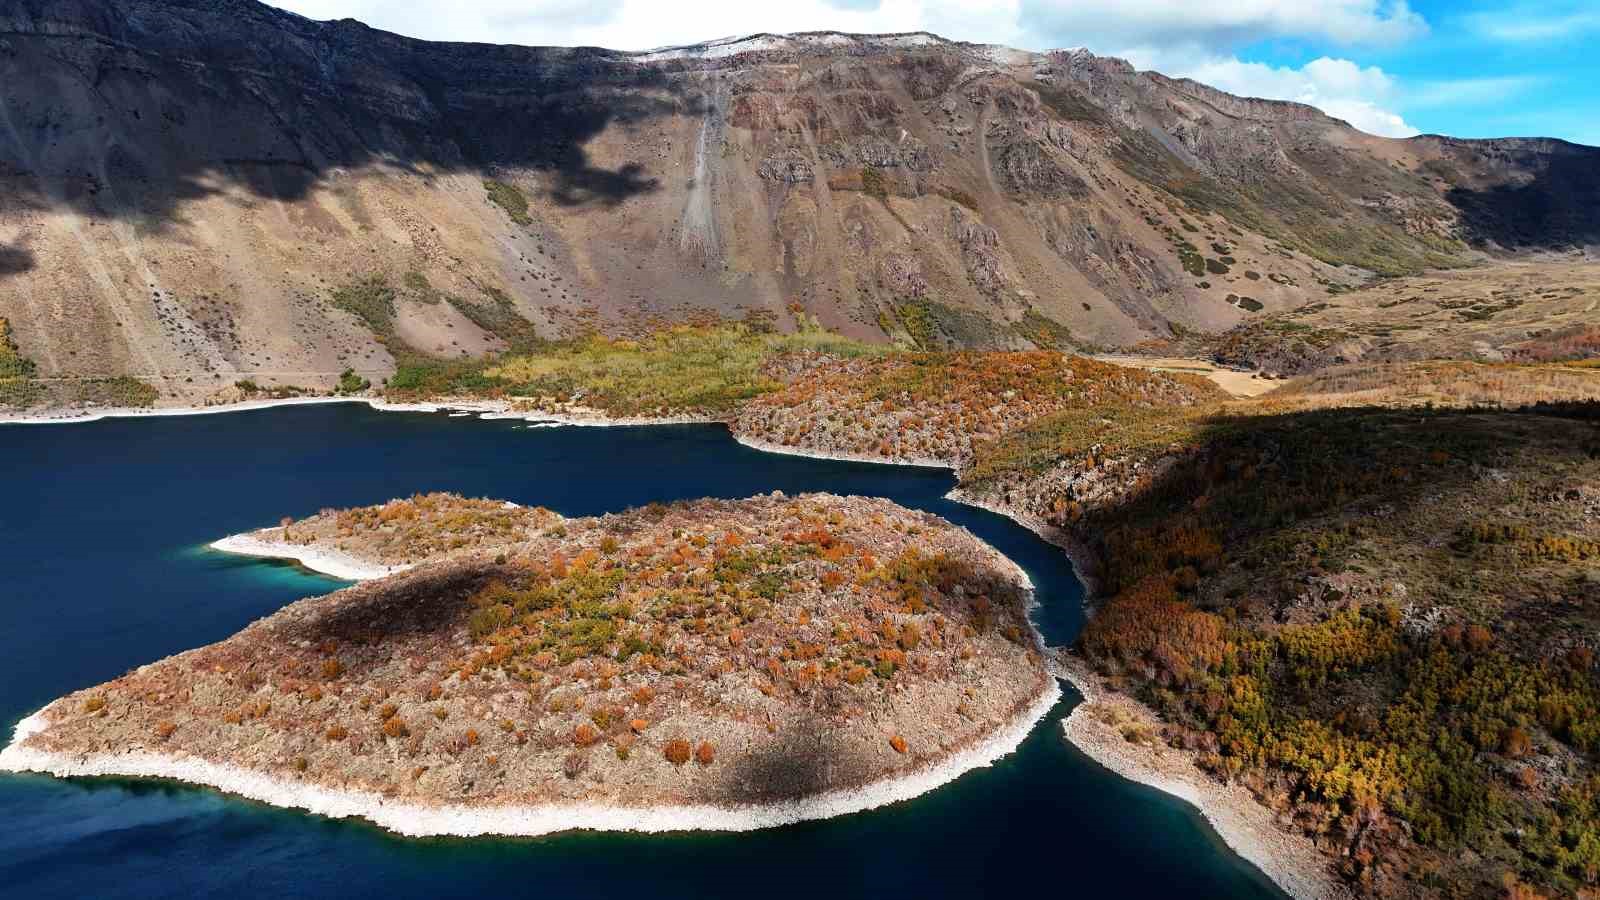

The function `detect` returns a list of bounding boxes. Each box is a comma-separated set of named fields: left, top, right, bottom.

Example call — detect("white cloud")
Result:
left=1012, top=2, right=1429, bottom=140
left=1405, top=76, right=1543, bottom=109
left=1018, top=0, right=1426, bottom=51
left=1145, top=53, right=1421, bottom=137
left=1464, top=4, right=1600, bottom=43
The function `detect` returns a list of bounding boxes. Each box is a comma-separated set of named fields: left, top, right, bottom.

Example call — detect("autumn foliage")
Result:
left=663, top=739, right=692, bottom=766
left=1058, top=405, right=1600, bottom=894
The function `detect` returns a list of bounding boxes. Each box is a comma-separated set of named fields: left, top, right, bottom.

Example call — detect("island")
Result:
left=1, top=492, right=1056, bottom=836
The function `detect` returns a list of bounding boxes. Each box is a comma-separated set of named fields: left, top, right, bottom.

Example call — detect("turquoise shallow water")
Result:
left=0, top=404, right=1283, bottom=899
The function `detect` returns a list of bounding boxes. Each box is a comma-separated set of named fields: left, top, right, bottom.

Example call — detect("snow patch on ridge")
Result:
left=634, top=31, right=948, bottom=63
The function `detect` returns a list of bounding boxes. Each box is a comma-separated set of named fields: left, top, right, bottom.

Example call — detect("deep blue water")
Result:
left=0, top=404, right=1282, bottom=899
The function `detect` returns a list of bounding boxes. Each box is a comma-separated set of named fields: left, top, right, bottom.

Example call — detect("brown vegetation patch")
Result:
left=24, top=494, right=1047, bottom=810
left=735, top=351, right=1223, bottom=466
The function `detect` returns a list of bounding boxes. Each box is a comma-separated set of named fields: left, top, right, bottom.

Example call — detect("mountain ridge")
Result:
left=1, top=0, right=1596, bottom=408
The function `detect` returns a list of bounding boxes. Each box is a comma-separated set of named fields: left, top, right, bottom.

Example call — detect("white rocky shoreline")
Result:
left=0, top=395, right=722, bottom=428
left=730, top=433, right=959, bottom=471
left=2, top=393, right=1327, bottom=896
left=1055, top=655, right=1349, bottom=900
left=0, top=679, right=1061, bottom=839
left=5, top=478, right=1064, bottom=843
left=208, top=533, right=409, bottom=582
left=0, top=395, right=480, bottom=425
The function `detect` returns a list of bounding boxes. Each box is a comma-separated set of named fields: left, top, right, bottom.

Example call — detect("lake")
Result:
left=0, top=403, right=1283, bottom=898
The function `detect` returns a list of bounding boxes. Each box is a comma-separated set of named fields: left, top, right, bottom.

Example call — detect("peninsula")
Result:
left=2, top=493, right=1056, bottom=836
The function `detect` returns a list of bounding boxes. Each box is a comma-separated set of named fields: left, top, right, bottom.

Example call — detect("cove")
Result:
left=0, top=404, right=1283, bottom=899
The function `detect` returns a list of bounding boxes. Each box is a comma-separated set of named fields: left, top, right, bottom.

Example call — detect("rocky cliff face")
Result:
left=1, top=0, right=1596, bottom=401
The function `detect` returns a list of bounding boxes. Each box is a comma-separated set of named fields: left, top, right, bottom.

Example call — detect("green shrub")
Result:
left=0, top=317, right=34, bottom=379
left=1176, top=243, right=1206, bottom=277
left=484, top=179, right=532, bottom=225
left=0, top=374, right=42, bottom=409
left=73, top=376, right=158, bottom=408
left=387, top=358, right=500, bottom=397
left=861, top=167, right=888, bottom=199
left=0, top=317, right=41, bottom=408
left=337, top=368, right=371, bottom=394
left=446, top=287, right=544, bottom=353
left=479, top=324, right=880, bottom=415
left=331, top=276, right=397, bottom=339
left=402, top=271, right=444, bottom=305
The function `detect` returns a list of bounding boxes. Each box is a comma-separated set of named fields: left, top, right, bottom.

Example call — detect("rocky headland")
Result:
left=2, top=493, right=1056, bottom=836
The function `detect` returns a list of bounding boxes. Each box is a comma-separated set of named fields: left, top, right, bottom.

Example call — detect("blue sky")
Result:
left=1226, top=1, right=1600, bottom=144
left=265, top=0, right=1598, bottom=145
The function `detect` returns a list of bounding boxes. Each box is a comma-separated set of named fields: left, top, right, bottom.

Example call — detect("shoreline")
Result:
left=5, top=394, right=1324, bottom=896
left=0, top=395, right=730, bottom=429
left=208, top=533, right=408, bottom=581
left=944, top=487, right=1104, bottom=602
left=729, top=433, right=958, bottom=471
left=486, top=408, right=721, bottom=427
left=1055, top=655, right=1349, bottom=900
left=21, top=489, right=1063, bottom=841
left=0, top=676, right=1061, bottom=840
left=700, top=436, right=1322, bottom=899
left=0, top=396, right=502, bottom=426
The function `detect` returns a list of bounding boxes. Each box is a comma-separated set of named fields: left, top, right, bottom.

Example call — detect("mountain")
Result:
left=2, top=0, right=1598, bottom=401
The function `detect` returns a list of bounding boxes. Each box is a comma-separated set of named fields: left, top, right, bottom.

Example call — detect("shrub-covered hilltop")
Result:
left=734, top=351, right=1223, bottom=465
left=407, top=326, right=1600, bottom=896
left=380, top=323, right=1225, bottom=444
left=7, top=494, right=1050, bottom=822
left=12, top=309, right=1600, bottom=893
left=956, top=371, right=1600, bottom=898
left=383, top=321, right=885, bottom=420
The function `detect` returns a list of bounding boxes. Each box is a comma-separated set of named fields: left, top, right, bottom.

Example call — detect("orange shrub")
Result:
left=1079, top=574, right=1227, bottom=685
left=889, top=735, right=908, bottom=754
left=664, top=739, right=692, bottom=765
left=382, top=718, right=409, bottom=738
left=1502, top=726, right=1533, bottom=758
left=695, top=741, right=716, bottom=766
left=573, top=723, right=599, bottom=746
left=876, top=648, right=907, bottom=667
